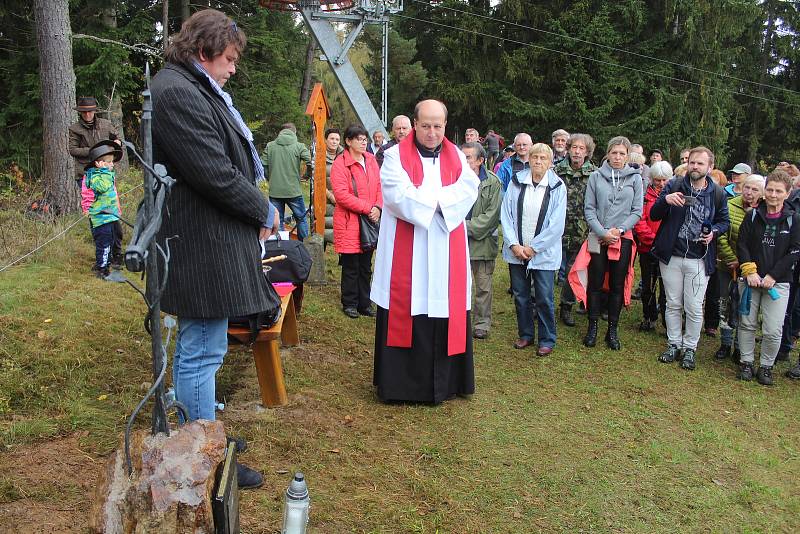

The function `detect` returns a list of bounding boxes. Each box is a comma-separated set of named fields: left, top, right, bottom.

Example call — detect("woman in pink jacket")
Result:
left=331, top=124, right=383, bottom=318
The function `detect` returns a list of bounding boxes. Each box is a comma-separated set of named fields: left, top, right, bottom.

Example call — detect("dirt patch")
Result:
left=0, top=433, right=103, bottom=533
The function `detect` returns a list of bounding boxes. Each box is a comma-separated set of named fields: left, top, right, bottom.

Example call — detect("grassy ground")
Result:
left=1, top=177, right=800, bottom=532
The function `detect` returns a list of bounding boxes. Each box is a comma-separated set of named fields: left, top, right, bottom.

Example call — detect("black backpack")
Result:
left=228, top=270, right=282, bottom=344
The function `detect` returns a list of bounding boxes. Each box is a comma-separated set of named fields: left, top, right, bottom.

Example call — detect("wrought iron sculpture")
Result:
left=121, top=64, right=186, bottom=474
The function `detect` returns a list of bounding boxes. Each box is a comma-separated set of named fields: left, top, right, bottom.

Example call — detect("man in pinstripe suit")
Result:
left=151, top=9, right=279, bottom=490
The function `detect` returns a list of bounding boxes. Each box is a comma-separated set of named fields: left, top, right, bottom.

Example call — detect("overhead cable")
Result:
left=392, top=13, right=798, bottom=108
left=409, top=0, right=800, bottom=97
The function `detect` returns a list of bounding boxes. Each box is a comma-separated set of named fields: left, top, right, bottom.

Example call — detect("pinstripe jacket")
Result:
left=151, top=62, right=274, bottom=318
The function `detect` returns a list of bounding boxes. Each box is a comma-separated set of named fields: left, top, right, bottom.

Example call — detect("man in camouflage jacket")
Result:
left=553, top=133, right=596, bottom=326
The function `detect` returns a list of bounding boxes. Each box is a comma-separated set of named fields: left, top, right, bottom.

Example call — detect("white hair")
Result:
left=650, top=160, right=674, bottom=180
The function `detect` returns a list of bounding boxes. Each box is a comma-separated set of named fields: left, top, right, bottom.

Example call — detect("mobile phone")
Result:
left=683, top=196, right=697, bottom=206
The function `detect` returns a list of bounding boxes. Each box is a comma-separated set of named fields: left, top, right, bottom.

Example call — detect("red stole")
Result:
left=387, top=135, right=468, bottom=356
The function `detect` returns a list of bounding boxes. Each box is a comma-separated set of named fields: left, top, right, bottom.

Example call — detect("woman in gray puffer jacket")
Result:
left=582, top=136, right=643, bottom=350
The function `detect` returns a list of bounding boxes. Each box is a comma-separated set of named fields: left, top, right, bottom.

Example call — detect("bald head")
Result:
left=413, top=99, right=448, bottom=121
left=413, top=99, right=448, bottom=150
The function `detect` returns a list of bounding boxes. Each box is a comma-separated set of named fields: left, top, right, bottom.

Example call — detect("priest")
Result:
left=370, top=99, right=480, bottom=404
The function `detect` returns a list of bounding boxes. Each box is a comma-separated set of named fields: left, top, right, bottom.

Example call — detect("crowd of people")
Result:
left=335, top=116, right=800, bottom=392
left=67, top=8, right=800, bottom=491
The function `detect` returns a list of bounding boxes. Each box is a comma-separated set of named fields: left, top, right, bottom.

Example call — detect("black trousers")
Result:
left=339, top=251, right=373, bottom=311
left=639, top=252, right=665, bottom=322
left=587, top=239, right=632, bottom=322
left=704, top=269, right=720, bottom=330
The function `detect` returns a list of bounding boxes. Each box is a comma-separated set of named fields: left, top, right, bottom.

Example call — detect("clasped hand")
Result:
left=367, top=206, right=380, bottom=223
left=747, top=273, right=776, bottom=289
left=511, top=244, right=535, bottom=261
left=600, top=228, right=621, bottom=246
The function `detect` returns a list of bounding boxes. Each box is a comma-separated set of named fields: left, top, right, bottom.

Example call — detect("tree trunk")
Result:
left=181, top=0, right=190, bottom=23
left=101, top=6, right=129, bottom=173
left=34, top=0, right=78, bottom=214
left=163, top=0, right=169, bottom=51
left=300, top=37, right=316, bottom=105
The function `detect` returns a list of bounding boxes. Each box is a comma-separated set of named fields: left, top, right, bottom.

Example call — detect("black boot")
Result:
left=785, top=357, right=800, bottom=379
left=714, top=344, right=731, bottom=360
left=583, top=318, right=599, bottom=347
left=756, top=365, right=774, bottom=386
left=560, top=305, right=575, bottom=327
left=605, top=321, right=621, bottom=350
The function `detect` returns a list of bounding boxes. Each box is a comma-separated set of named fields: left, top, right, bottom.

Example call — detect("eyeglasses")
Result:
left=354, top=136, right=369, bottom=143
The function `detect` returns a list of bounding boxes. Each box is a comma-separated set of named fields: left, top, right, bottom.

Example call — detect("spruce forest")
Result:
left=1, top=0, right=798, bottom=204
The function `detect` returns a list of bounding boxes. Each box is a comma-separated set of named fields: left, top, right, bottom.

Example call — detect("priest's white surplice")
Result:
left=370, top=142, right=480, bottom=317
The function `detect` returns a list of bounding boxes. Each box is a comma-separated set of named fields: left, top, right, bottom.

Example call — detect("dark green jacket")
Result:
left=553, top=157, right=596, bottom=249
left=261, top=129, right=311, bottom=198
left=466, top=168, right=502, bottom=260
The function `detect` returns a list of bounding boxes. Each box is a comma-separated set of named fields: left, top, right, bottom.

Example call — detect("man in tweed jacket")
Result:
left=151, top=9, right=278, bottom=490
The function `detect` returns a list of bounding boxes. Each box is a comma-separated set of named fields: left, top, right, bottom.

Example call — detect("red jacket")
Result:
left=633, top=185, right=662, bottom=253
left=331, top=149, right=383, bottom=254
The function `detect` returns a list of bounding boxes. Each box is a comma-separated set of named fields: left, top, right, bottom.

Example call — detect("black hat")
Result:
left=75, top=96, right=98, bottom=112
left=86, top=140, right=123, bottom=170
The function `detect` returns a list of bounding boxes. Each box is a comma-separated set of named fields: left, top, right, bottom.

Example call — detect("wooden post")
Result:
left=304, top=83, right=331, bottom=236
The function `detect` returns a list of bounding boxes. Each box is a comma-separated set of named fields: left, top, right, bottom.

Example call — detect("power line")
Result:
left=391, top=13, right=798, bottom=108
left=0, top=184, right=143, bottom=273
left=408, top=0, right=800, bottom=98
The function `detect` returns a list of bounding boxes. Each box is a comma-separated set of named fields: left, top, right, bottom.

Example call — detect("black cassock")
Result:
left=373, top=307, right=475, bottom=404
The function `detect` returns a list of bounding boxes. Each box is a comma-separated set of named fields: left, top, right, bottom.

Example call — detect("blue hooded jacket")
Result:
left=650, top=175, right=730, bottom=275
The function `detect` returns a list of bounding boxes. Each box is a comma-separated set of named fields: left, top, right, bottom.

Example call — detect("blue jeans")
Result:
left=509, top=264, right=557, bottom=348
left=270, top=196, right=309, bottom=241
left=173, top=317, right=229, bottom=421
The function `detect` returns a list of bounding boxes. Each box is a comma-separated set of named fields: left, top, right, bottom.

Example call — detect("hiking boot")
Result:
left=775, top=350, right=790, bottom=362
left=638, top=319, right=655, bottom=332
left=342, top=307, right=359, bottom=319
left=658, top=345, right=680, bottom=363
left=738, top=362, right=754, bottom=381
left=714, top=344, right=731, bottom=360
left=236, top=463, right=264, bottom=490
left=473, top=329, right=489, bottom=340
left=576, top=302, right=587, bottom=315
left=785, top=360, right=800, bottom=379
left=680, top=348, right=697, bottom=370
left=560, top=306, right=575, bottom=327
left=583, top=318, right=599, bottom=347
left=605, top=321, right=621, bottom=350
left=756, top=366, right=774, bottom=386
left=358, top=306, right=376, bottom=317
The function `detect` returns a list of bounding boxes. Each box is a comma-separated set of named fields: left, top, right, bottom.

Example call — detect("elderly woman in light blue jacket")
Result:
left=501, top=142, right=567, bottom=356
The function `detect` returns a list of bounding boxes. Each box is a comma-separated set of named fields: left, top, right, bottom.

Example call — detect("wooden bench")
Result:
left=227, top=291, right=299, bottom=407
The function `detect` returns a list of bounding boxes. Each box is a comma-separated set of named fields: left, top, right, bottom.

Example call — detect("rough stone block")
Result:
left=88, top=420, right=226, bottom=533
